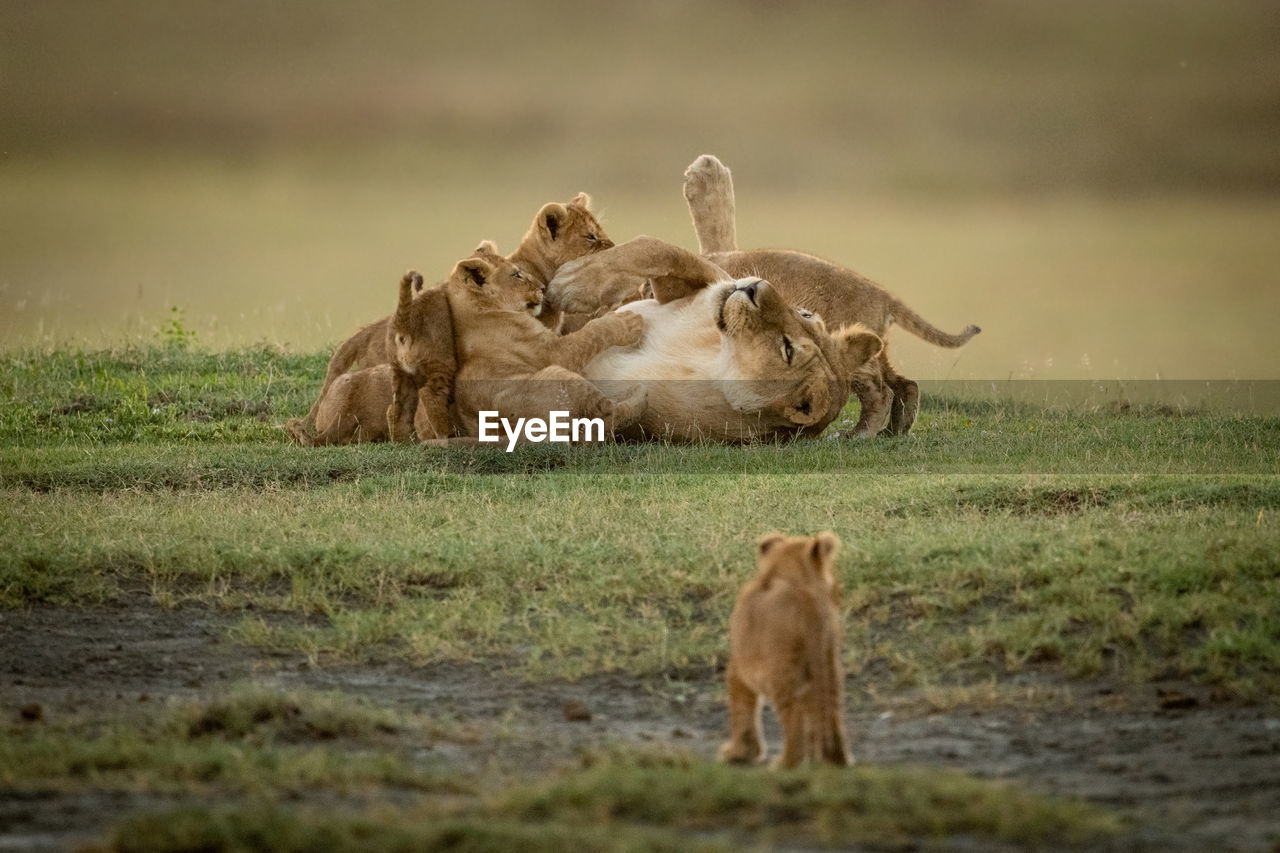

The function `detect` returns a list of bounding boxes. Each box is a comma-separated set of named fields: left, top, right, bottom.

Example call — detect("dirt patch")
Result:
left=2, top=602, right=1279, bottom=852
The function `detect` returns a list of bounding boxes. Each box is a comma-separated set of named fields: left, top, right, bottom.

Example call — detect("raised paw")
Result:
left=683, top=154, right=733, bottom=202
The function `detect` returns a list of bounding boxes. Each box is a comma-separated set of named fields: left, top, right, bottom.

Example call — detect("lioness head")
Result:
left=446, top=242, right=547, bottom=317
left=714, top=278, right=882, bottom=430
left=755, top=530, right=842, bottom=597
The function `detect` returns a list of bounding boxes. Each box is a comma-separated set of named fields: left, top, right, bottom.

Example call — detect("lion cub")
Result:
left=286, top=270, right=451, bottom=446
left=721, top=531, right=851, bottom=769
left=296, top=192, right=611, bottom=434
left=448, top=248, right=647, bottom=441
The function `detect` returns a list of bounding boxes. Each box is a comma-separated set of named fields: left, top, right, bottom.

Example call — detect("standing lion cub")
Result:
left=721, top=531, right=851, bottom=769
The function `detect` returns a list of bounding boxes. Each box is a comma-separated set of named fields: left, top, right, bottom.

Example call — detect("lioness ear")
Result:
left=454, top=257, right=495, bottom=288
left=834, top=324, right=883, bottom=375
left=783, top=378, right=829, bottom=426
left=569, top=191, right=593, bottom=210
left=757, top=532, right=786, bottom=557
left=537, top=203, right=569, bottom=242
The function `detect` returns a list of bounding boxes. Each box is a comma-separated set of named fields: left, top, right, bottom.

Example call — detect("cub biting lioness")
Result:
left=721, top=531, right=851, bottom=769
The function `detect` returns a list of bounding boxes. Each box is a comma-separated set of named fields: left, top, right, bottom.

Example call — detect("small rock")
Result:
left=19, top=703, right=43, bottom=722
left=1156, top=688, right=1198, bottom=711
left=562, top=700, right=592, bottom=723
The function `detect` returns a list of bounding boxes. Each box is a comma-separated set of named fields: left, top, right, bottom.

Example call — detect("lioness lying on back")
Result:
left=721, top=531, right=851, bottom=769
left=549, top=156, right=981, bottom=437
left=684, top=154, right=980, bottom=436
left=550, top=238, right=883, bottom=443
left=294, top=193, right=612, bottom=436
left=446, top=245, right=648, bottom=440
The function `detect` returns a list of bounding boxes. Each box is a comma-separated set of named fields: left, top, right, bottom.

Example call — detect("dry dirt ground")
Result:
left=2, top=599, right=1279, bottom=852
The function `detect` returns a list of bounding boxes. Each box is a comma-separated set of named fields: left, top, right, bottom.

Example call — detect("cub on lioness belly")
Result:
left=446, top=245, right=647, bottom=442
left=721, top=531, right=851, bottom=769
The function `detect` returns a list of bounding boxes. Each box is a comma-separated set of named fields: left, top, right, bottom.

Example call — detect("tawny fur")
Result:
left=446, top=252, right=648, bottom=442
left=292, top=192, right=612, bottom=441
left=388, top=270, right=456, bottom=442
left=550, top=238, right=883, bottom=443
left=684, top=154, right=980, bottom=437
left=287, top=270, right=451, bottom=446
left=721, top=531, right=851, bottom=769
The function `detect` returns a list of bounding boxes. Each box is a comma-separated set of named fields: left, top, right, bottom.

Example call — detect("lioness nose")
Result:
left=738, top=279, right=760, bottom=305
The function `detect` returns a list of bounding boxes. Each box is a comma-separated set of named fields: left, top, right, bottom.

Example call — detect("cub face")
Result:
left=447, top=244, right=546, bottom=317
left=529, top=192, right=615, bottom=272
left=715, top=278, right=882, bottom=428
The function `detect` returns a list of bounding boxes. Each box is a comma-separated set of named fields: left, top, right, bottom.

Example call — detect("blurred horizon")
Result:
left=3, top=1, right=1278, bottom=378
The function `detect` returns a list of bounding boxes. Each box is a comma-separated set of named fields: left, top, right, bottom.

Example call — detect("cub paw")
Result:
left=615, top=310, right=645, bottom=345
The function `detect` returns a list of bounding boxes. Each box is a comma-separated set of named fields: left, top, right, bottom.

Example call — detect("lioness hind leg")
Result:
left=683, top=155, right=738, bottom=254
left=719, top=668, right=765, bottom=765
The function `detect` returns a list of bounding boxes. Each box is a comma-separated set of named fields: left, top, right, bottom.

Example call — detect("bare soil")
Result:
left=2, top=600, right=1278, bottom=852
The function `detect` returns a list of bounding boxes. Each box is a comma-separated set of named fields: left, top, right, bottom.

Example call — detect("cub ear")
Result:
left=537, top=202, right=569, bottom=242
left=811, top=530, right=841, bottom=564
left=473, top=240, right=501, bottom=258
left=757, top=532, right=786, bottom=557
left=453, top=256, right=495, bottom=288
left=397, top=269, right=420, bottom=312
left=568, top=191, right=593, bottom=210
left=833, top=324, right=883, bottom=375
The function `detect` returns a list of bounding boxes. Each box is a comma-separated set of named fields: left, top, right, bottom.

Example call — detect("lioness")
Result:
left=548, top=157, right=981, bottom=436
left=447, top=249, right=648, bottom=440
left=552, top=238, right=883, bottom=443
left=295, top=192, right=612, bottom=435
left=685, top=154, right=980, bottom=436
left=721, top=531, right=851, bottom=769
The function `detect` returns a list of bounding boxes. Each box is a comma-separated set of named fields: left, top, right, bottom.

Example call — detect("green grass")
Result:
left=0, top=685, right=465, bottom=796
left=90, top=750, right=1117, bottom=853
left=3, top=345, right=1278, bottom=697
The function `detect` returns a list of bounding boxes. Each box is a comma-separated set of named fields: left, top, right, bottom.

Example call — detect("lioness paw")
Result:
left=683, top=154, right=733, bottom=202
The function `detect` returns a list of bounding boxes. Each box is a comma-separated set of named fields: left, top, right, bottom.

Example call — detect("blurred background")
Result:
left=2, top=0, right=1278, bottom=378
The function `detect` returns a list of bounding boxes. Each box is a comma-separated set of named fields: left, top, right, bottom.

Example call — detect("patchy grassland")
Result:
left=2, top=345, right=1278, bottom=850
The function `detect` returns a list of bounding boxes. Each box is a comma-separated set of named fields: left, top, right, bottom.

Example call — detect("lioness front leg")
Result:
left=683, top=154, right=738, bottom=254
left=547, top=237, right=729, bottom=315
left=548, top=310, right=644, bottom=374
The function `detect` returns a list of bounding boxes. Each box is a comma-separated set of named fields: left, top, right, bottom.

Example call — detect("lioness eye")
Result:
left=586, top=233, right=597, bottom=242
left=782, top=337, right=794, bottom=363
